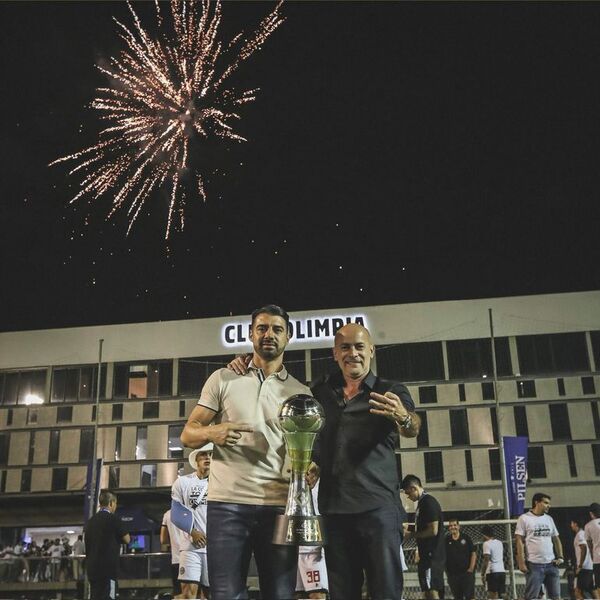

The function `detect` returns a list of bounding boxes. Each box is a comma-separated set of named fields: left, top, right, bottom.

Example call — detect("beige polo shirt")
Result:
left=198, top=363, right=310, bottom=506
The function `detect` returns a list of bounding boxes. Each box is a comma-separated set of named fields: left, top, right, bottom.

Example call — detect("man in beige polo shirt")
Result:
left=181, top=304, right=310, bottom=600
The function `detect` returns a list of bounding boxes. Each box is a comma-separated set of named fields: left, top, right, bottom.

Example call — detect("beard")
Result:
left=255, top=340, right=284, bottom=360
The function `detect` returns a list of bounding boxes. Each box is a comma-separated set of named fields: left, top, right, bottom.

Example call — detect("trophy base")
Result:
left=272, top=515, right=326, bottom=546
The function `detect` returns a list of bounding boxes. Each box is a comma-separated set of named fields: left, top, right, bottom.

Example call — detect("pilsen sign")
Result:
left=222, top=315, right=368, bottom=347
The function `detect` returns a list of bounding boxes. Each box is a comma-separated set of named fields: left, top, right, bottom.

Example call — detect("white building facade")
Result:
left=0, top=290, right=599, bottom=528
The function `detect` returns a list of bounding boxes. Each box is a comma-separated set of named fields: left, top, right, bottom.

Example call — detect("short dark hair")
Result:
left=251, top=305, right=291, bottom=333
left=401, top=474, right=422, bottom=489
left=590, top=503, right=600, bottom=518
left=481, top=525, right=494, bottom=538
left=448, top=518, right=459, bottom=525
left=531, top=493, right=550, bottom=507
left=98, top=490, right=116, bottom=507
left=571, top=519, right=584, bottom=529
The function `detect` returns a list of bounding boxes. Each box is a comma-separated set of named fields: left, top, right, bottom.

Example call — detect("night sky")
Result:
left=1, top=2, right=600, bottom=333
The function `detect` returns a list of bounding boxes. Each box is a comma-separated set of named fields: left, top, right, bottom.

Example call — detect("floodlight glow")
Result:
left=24, top=394, right=44, bottom=405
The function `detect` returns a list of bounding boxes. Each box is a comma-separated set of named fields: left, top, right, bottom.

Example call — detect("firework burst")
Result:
left=51, top=0, right=284, bottom=238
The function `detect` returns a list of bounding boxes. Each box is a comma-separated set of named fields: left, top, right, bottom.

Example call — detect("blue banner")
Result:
left=503, top=436, right=528, bottom=516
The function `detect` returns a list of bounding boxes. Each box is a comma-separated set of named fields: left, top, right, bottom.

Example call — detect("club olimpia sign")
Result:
left=222, top=315, right=368, bottom=347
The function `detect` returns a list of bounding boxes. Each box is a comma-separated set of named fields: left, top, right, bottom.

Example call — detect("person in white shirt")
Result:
left=480, top=526, right=506, bottom=600
left=570, top=519, right=594, bottom=599
left=161, top=509, right=187, bottom=599
left=48, top=538, right=64, bottom=582
left=515, top=493, right=564, bottom=600
left=171, top=444, right=212, bottom=600
left=584, top=502, right=600, bottom=598
left=296, top=464, right=328, bottom=599
left=72, top=535, right=85, bottom=582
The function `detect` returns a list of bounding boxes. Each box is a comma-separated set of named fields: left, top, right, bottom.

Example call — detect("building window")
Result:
left=549, top=403, right=571, bottom=441
left=178, top=356, right=230, bottom=396
left=557, top=378, right=566, bottom=396
left=418, top=386, right=437, bottom=404
left=168, top=425, right=184, bottom=459
left=567, top=445, right=577, bottom=477
left=592, top=444, right=600, bottom=476
left=51, top=366, right=106, bottom=403
left=51, top=467, right=68, bottom=491
left=592, top=402, right=600, bottom=438
left=517, top=380, right=536, bottom=399
left=514, top=406, right=529, bottom=438
left=482, top=382, right=495, bottom=401
left=141, top=464, right=157, bottom=487
left=56, top=406, right=73, bottom=423
left=0, top=370, right=46, bottom=406
left=49, top=430, right=60, bottom=464
left=79, top=428, right=94, bottom=463
left=114, top=427, right=122, bottom=461
left=136, top=426, right=148, bottom=460
left=52, top=369, right=78, bottom=403
left=21, top=469, right=32, bottom=492
left=377, top=341, right=445, bottom=382
left=114, top=361, right=173, bottom=399
left=450, top=409, right=470, bottom=446
left=109, top=466, right=120, bottom=488
left=6, top=409, right=13, bottom=426
left=143, top=401, right=159, bottom=419
left=465, top=450, right=474, bottom=482
left=28, top=431, right=36, bottom=465
left=528, top=446, right=547, bottom=479
left=27, top=409, right=38, bottom=425
left=1, top=373, right=18, bottom=406
left=0, top=434, right=9, bottom=467
left=416, top=411, right=429, bottom=448
left=179, top=400, right=186, bottom=418
left=591, top=331, right=600, bottom=371
left=0, top=471, right=6, bottom=493
left=91, top=406, right=97, bottom=422
left=112, top=404, right=123, bottom=421
left=458, top=384, right=466, bottom=402
left=424, top=452, right=444, bottom=483
left=582, top=376, right=596, bottom=395
left=489, top=448, right=501, bottom=480
left=447, top=337, right=512, bottom=380
left=516, top=332, right=589, bottom=375
left=490, top=407, right=499, bottom=443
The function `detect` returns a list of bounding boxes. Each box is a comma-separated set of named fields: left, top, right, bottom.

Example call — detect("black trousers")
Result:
left=324, top=504, right=403, bottom=600
left=89, top=577, right=117, bottom=600
left=447, top=571, right=475, bottom=600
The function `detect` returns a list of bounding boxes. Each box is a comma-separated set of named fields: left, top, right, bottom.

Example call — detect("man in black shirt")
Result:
left=84, top=490, right=130, bottom=600
left=445, top=519, right=476, bottom=600
left=312, top=323, right=420, bottom=600
left=402, top=474, right=445, bottom=600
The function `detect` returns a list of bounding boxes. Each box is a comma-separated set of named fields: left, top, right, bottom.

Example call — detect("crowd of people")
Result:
left=0, top=535, right=84, bottom=583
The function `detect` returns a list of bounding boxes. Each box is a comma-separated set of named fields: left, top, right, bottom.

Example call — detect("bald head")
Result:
left=334, top=323, right=374, bottom=381
left=334, top=323, right=373, bottom=345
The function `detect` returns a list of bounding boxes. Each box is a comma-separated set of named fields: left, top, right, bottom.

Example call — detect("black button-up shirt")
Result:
left=311, top=370, right=415, bottom=514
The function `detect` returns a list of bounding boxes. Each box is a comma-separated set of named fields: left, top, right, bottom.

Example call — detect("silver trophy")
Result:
left=273, top=393, right=326, bottom=546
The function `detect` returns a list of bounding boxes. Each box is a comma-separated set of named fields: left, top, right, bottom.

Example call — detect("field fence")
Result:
left=402, top=519, right=527, bottom=600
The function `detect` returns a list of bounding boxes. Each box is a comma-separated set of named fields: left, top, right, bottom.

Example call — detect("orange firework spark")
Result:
left=51, top=0, right=284, bottom=238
